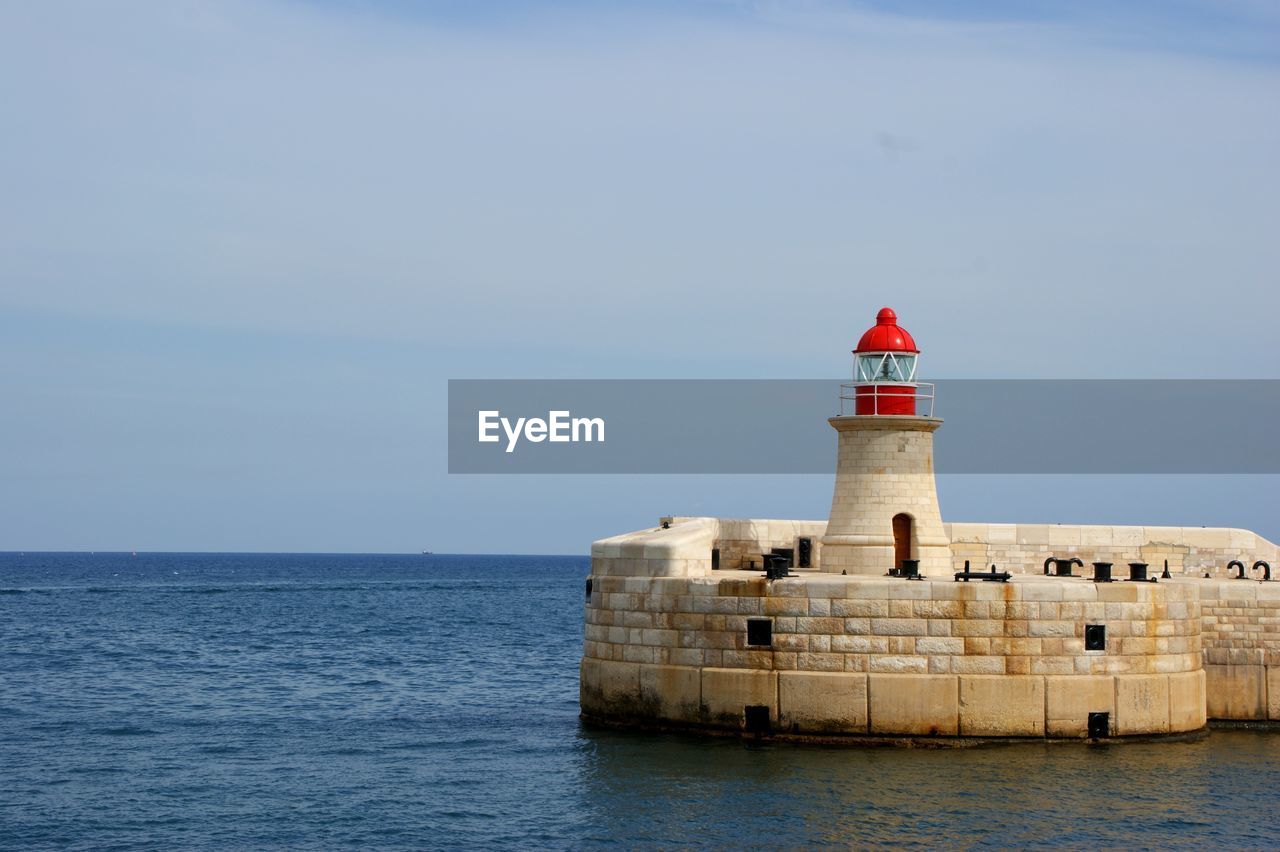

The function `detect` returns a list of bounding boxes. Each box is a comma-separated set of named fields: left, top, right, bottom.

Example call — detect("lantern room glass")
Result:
left=856, top=353, right=917, bottom=383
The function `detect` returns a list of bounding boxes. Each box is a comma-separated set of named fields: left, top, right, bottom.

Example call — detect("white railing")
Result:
left=839, top=382, right=936, bottom=417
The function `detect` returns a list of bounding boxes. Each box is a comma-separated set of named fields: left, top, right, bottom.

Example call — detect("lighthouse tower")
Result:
left=820, top=308, right=952, bottom=576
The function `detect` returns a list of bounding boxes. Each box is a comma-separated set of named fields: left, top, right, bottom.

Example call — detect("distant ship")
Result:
left=421, top=551, right=433, bottom=555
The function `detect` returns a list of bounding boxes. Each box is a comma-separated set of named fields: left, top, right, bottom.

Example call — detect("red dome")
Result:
left=854, top=307, right=918, bottom=353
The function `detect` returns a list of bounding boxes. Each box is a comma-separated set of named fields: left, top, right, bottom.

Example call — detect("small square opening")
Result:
left=1085, top=624, right=1106, bottom=651
left=585, top=578, right=592, bottom=601
left=1088, top=711, right=1110, bottom=739
left=746, top=618, right=773, bottom=647
left=744, top=705, right=771, bottom=733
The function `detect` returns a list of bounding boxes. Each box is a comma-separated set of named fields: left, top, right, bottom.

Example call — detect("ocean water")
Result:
left=2, top=552, right=1279, bottom=850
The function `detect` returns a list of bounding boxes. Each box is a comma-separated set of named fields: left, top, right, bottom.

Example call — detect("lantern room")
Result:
left=844, top=307, right=931, bottom=416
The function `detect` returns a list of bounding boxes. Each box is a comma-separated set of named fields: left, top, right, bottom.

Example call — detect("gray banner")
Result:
left=447, top=380, right=1279, bottom=474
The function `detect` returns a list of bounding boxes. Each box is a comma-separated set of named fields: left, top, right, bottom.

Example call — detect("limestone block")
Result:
left=916, top=600, right=963, bottom=619
left=794, top=616, right=843, bottom=634
left=1142, top=526, right=1182, bottom=545
left=846, top=581, right=891, bottom=599
left=831, top=636, right=886, bottom=654
left=1048, top=526, right=1082, bottom=547
left=1006, top=657, right=1030, bottom=675
left=1258, top=584, right=1280, bottom=602
left=959, top=675, right=1045, bottom=737
left=1268, top=667, right=1280, bottom=721
left=1114, top=674, right=1171, bottom=735
left=1061, top=584, right=1096, bottom=602
left=622, top=645, right=657, bottom=664
left=988, top=524, right=1018, bottom=545
left=798, top=652, right=846, bottom=672
left=639, top=664, right=701, bottom=723
left=916, top=637, right=964, bottom=655
left=952, top=619, right=1003, bottom=637
left=1019, top=584, right=1064, bottom=602
left=1045, top=675, right=1114, bottom=737
left=869, top=655, right=928, bottom=674
left=1094, top=583, right=1139, bottom=603
left=580, top=658, right=641, bottom=716
left=701, top=668, right=778, bottom=727
left=641, top=628, right=679, bottom=648
left=1229, top=528, right=1261, bottom=551
left=965, top=583, right=1007, bottom=601
left=952, top=656, right=1006, bottom=675
left=1017, top=524, right=1050, bottom=545
left=868, top=673, right=959, bottom=736
left=1028, top=621, right=1075, bottom=639
left=870, top=618, right=927, bottom=636
left=1205, top=663, right=1267, bottom=720
left=1077, top=526, right=1114, bottom=547
left=1168, top=670, right=1207, bottom=732
left=926, top=583, right=966, bottom=600
left=1111, top=526, right=1145, bottom=547
left=833, top=598, right=888, bottom=618
left=1182, top=527, right=1232, bottom=550
left=1220, top=583, right=1257, bottom=602
left=948, top=523, right=986, bottom=543
left=778, top=671, right=869, bottom=734
left=764, top=597, right=809, bottom=616
left=889, top=582, right=934, bottom=600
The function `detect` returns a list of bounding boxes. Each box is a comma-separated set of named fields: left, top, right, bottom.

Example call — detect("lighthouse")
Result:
left=820, top=307, right=952, bottom=575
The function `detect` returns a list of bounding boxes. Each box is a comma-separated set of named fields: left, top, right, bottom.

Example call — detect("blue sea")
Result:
left=2, top=552, right=1279, bottom=849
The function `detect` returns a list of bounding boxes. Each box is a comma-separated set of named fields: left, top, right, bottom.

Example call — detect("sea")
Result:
left=2, top=552, right=1279, bottom=849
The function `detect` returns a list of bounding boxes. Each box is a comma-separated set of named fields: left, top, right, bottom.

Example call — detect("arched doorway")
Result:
left=892, top=513, right=913, bottom=569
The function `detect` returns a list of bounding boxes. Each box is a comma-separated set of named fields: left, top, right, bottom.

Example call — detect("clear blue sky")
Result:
left=1, top=1, right=1277, bottom=553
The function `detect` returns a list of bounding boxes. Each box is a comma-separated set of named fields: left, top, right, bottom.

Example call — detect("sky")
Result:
left=1, top=0, right=1277, bottom=553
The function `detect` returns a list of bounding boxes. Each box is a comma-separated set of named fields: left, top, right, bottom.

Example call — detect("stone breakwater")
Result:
left=580, top=518, right=1280, bottom=742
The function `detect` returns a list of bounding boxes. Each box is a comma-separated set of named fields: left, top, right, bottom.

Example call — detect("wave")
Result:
left=91, top=726, right=159, bottom=737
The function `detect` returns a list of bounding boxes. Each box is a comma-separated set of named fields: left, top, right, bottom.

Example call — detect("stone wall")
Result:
left=946, top=523, right=1279, bottom=578
left=709, top=519, right=827, bottom=572
left=585, top=516, right=1280, bottom=738
left=589, top=517, right=1278, bottom=580
left=590, top=517, right=826, bottom=577
left=585, top=575, right=1200, bottom=677
left=582, top=572, right=1205, bottom=739
left=1197, top=580, right=1280, bottom=721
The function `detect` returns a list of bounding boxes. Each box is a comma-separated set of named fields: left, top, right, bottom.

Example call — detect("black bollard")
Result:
left=1128, top=562, right=1148, bottom=582
left=1092, top=561, right=1114, bottom=583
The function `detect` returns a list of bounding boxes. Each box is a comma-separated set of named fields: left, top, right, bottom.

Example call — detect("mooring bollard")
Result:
left=1128, top=562, right=1148, bottom=582
left=1092, top=561, right=1114, bottom=583
left=1046, top=557, right=1084, bottom=577
left=1228, top=560, right=1247, bottom=580
left=953, top=560, right=1010, bottom=583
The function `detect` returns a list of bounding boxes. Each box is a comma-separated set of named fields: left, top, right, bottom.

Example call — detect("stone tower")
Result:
left=820, top=308, right=952, bottom=575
